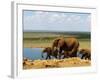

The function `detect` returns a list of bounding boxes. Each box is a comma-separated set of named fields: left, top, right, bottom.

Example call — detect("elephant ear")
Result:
left=52, top=38, right=61, bottom=48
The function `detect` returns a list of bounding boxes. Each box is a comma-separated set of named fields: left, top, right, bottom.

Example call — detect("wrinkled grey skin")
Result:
left=79, top=49, right=91, bottom=60
left=42, top=47, right=58, bottom=59
left=52, top=37, right=79, bottom=59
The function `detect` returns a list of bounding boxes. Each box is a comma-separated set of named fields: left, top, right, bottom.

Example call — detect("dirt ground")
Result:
left=23, top=57, right=91, bottom=69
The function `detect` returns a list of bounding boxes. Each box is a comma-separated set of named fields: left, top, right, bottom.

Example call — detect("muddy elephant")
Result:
left=52, top=37, right=79, bottom=59
left=79, top=49, right=91, bottom=60
left=42, top=47, right=58, bottom=59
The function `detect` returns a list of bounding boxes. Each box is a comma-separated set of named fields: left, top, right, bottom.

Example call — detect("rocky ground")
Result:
left=23, top=57, right=91, bottom=69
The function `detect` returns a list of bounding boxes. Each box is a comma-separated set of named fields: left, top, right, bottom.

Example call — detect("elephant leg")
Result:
left=85, top=55, right=90, bottom=60
left=63, top=51, right=69, bottom=58
left=89, top=56, right=91, bottom=60
left=46, top=53, right=51, bottom=60
left=72, top=50, right=77, bottom=57
left=46, top=56, right=48, bottom=60
left=81, top=54, right=86, bottom=59
left=58, top=54, right=61, bottom=59
left=54, top=55, right=58, bottom=59
left=62, top=55, right=65, bottom=59
left=55, top=56, right=57, bottom=59
left=63, top=55, right=69, bottom=59
left=48, top=55, right=51, bottom=59
left=46, top=53, right=49, bottom=59
left=87, top=54, right=91, bottom=60
left=58, top=48, right=62, bottom=59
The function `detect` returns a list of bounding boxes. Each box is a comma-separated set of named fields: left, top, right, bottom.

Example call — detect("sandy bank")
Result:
left=23, top=57, right=91, bottom=69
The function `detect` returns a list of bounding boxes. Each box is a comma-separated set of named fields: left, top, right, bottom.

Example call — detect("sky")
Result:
left=23, top=10, right=91, bottom=32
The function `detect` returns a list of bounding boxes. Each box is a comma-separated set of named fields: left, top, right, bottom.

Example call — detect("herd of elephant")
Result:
left=42, top=37, right=91, bottom=60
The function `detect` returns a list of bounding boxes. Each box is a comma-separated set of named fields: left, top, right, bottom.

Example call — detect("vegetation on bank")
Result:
left=23, top=32, right=90, bottom=48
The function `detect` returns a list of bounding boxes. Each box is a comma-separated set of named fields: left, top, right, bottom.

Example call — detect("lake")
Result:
left=23, top=48, right=82, bottom=60
left=23, top=48, right=45, bottom=60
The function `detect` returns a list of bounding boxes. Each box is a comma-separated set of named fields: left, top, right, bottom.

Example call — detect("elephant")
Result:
left=52, top=37, right=79, bottom=59
left=79, top=48, right=91, bottom=60
left=42, top=47, right=58, bottom=59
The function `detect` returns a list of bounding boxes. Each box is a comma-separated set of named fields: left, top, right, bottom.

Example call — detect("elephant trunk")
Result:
left=41, top=53, right=44, bottom=58
left=41, top=50, right=45, bottom=58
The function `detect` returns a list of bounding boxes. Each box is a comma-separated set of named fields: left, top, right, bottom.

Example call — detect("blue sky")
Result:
left=23, top=10, right=91, bottom=32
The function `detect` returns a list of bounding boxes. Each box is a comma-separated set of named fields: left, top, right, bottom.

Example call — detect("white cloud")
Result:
left=23, top=11, right=91, bottom=32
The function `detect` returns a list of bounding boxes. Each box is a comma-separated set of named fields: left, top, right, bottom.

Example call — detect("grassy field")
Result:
left=23, top=32, right=91, bottom=49
left=23, top=39, right=90, bottom=49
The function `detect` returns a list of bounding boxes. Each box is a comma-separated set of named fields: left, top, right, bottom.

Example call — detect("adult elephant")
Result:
left=42, top=47, right=58, bottom=59
left=52, top=37, right=79, bottom=59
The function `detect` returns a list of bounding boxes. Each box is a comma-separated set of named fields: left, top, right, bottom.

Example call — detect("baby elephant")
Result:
left=79, top=49, right=91, bottom=60
left=42, top=47, right=58, bottom=59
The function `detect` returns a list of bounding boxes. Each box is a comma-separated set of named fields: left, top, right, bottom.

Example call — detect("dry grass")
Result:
left=23, top=37, right=90, bottom=49
left=23, top=57, right=91, bottom=69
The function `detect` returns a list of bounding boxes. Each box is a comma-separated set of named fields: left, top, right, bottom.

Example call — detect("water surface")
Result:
left=23, top=48, right=82, bottom=60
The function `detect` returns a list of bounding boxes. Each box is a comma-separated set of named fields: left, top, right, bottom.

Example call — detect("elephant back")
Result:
left=64, top=37, right=79, bottom=50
